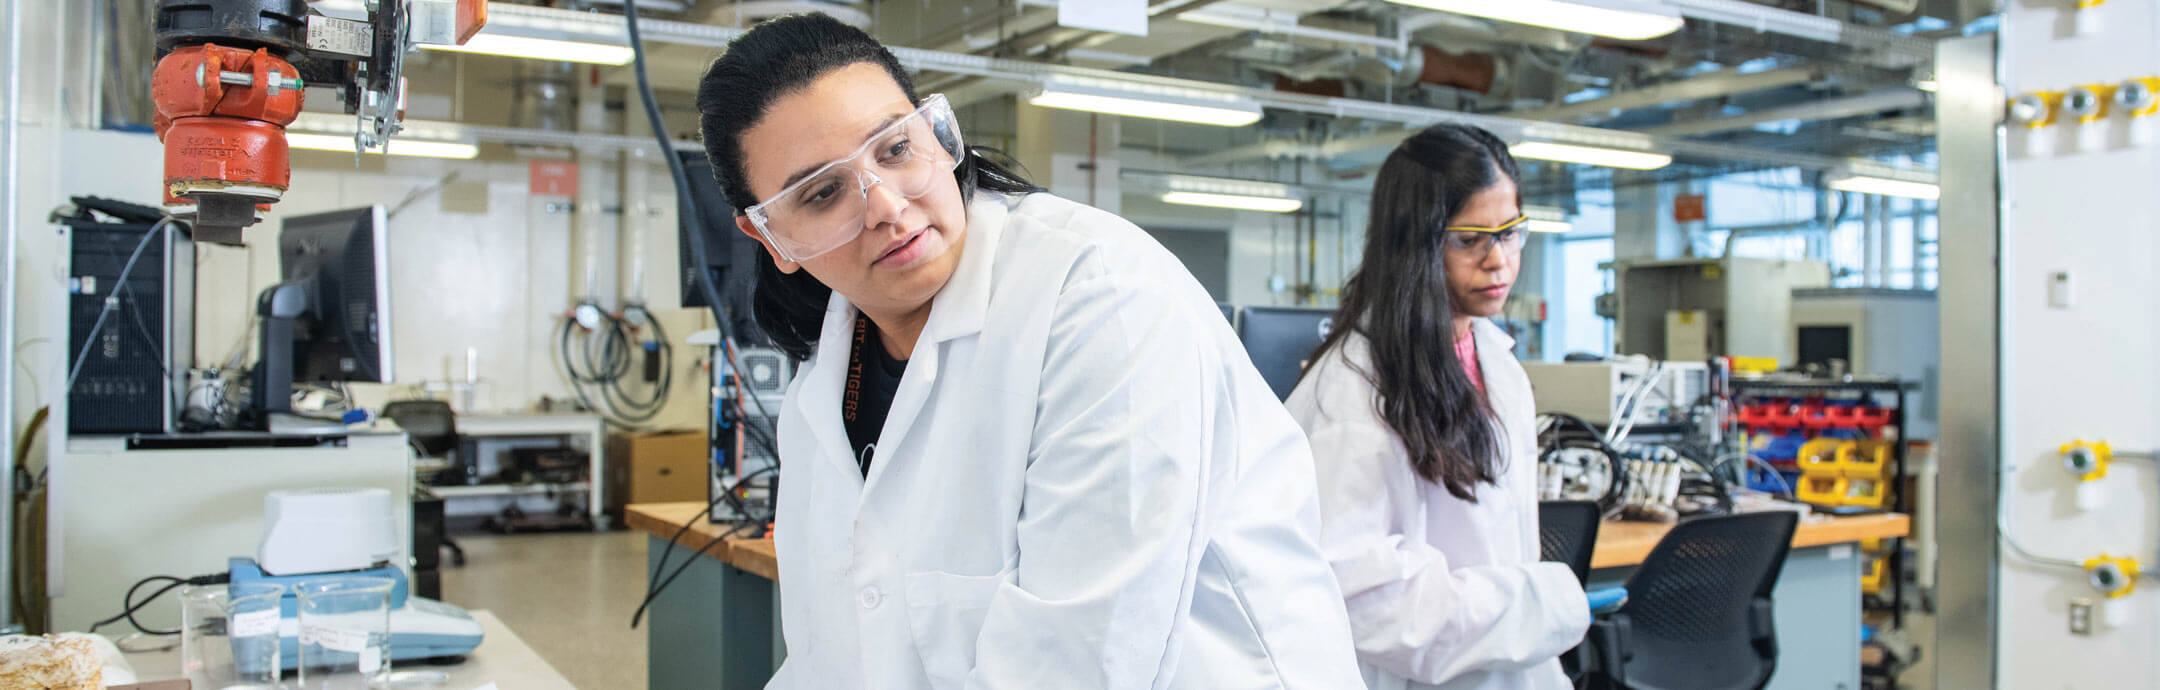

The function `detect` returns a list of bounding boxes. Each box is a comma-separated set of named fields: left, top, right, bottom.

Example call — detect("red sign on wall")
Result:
left=1673, top=193, right=1707, bottom=223
left=530, top=160, right=579, bottom=197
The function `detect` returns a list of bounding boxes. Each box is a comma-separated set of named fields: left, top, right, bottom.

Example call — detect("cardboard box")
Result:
left=608, top=431, right=710, bottom=506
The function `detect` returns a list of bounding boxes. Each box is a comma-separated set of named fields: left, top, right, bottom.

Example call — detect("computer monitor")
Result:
left=675, top=150, right=767, bottom=346
left=1237, top=306, right=1335, bottom=400
left=251, top=206, right=394, bottom=426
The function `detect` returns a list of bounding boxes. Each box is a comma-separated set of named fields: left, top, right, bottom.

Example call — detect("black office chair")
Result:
left=382, top=400, right=467, bottom=567
left=384, top=399, right=459, bottom=457
left=1539, top=500, right=1602, bottom=687
left=1539, top=500, right=1603, bottom=584
left=1587, top=511, right=1800, bottom=690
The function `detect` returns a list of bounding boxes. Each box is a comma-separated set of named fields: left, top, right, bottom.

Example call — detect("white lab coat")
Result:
left=764, top=192, right=1365, bottom=690
left=1284, top=322, right=1590, bottom=690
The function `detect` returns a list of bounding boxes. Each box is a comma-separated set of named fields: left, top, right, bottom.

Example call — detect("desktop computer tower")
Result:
left=710, top=346, right=789, bottom=523
left=66, top=220, right=194, bottom=434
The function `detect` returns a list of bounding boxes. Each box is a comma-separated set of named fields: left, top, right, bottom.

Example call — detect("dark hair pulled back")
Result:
left=696, top=13, right=1037, bottom=361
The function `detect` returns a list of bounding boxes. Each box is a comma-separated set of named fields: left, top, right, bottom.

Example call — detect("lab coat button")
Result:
left=858, top=586, right=883, bottom=609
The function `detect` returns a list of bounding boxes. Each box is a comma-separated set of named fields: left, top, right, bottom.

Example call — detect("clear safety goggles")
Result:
left=744, top=94, right=965, bottom=263
left=1441, top=215, right=1529, bottom=258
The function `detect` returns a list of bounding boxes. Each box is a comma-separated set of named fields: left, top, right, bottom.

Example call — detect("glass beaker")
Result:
left=180, top=582, right=285, bottom=690
left=293, top=577, right=395, bottom=690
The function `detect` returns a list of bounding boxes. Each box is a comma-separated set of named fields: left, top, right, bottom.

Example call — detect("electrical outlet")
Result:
left=2069, top=598, right=2094, bottom=635
left=2049, top=271, right=2074, bottom=309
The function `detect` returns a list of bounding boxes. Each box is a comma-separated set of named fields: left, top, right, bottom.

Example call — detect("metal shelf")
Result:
left=430, top=482, right=590, bottom=499
left=1729, top=378, right=1919, bottom=394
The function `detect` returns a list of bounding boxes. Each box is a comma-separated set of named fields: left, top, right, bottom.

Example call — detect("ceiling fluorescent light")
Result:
left=420, top=33, right=634, bottom=65
left=1523, top=205, right=1573, bottom=232
left=1383, top=0, right=1686, bottom=41
left=1029, top=78, right=1263, bottom=127
left=1829, top=175, right=1939, bottom=200
left=1162, top=192, right=1304, bottom=213
left=1512, top=141, right=1673, bottom=170
left=287, top=132, right=481, bottom=159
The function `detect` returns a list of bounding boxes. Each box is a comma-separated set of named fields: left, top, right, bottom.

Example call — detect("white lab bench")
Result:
left=119, top=609, right=575, bottom=690
left=51, top=431, right=414, bottom=634
left=427, top=413, right=609, bottom=531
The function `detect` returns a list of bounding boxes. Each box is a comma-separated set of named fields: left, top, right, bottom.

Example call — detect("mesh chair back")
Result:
left=1617, top=511, right=1800, bottom=690
left=383, top=400, right=459, bottom=457
left=1538, top=500, right=1602, bottom=583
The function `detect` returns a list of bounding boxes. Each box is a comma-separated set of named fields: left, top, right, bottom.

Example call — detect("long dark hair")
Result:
left=1310, top=123, right=1519, bottom=501
left=695, top=13, right=1038, bottom=361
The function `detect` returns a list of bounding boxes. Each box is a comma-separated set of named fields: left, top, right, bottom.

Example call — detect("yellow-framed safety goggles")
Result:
left=1440, top=215, right=1529, bottom=257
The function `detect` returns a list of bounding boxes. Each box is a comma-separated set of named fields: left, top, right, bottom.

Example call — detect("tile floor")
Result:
left=438, top=530, right=651, bottom=690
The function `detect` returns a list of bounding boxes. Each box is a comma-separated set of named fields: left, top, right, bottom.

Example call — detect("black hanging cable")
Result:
left=643, top=463, right=771, bottom=596
left=622, top=0, right=782, bottom=432
left=90, top=572, right=229, bottom=636
left=633, top=465, right=777, bottom=629
left=600, top=308, right=673, bottom=416
left=556, top=309, right=674, bottom=427
left=620, top=0, right=791, bottom=629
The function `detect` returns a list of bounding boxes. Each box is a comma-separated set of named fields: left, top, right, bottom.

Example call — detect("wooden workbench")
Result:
left=1591, top=511, right=1910, bottom=570
left=629, top=502, right=1911, bottom=582
left=627, top=502, right=1911, bottom=690
left=627, top=502, right=782, bottom=689
left=625, top=502, right=778, bottom=579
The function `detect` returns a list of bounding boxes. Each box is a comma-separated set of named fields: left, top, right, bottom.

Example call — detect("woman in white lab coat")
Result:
left=692, top=14, right=1363, bottom=689
left=1286, top=124, right=1590, bottom=690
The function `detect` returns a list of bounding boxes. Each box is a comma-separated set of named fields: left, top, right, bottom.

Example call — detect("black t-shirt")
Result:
left=842, top=315, right=907, bottom=477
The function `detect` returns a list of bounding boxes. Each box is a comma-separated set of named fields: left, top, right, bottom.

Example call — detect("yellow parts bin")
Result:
left=1839, top=440, right=1893, bottom=510
left=1861, top=555, right=1888, bottom=596
left=1796, top=438, right=1847, bottom=506
left=1728, top=357, right=1778, bottom=375
left=1793, top=438, right=1893, bottom=509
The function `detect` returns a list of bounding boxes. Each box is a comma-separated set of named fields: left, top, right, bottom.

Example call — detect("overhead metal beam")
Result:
left=488, top=3, right=1937, bottom=181
left=1514, top=67, right=1820, bottom=123
left=1639, top=88, right=1930, bottom=137
left=1664, top=0, right=1935, bottom=66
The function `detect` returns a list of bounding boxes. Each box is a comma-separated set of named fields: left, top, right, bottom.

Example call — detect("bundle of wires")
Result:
left=621, top=0, right=790, bottom=626
left=1661, top=447, right=1736, bottom=518
left=1605, top=359, right=1665, bottom=446
left=1538, top=412, right=1629, bottom=513
left=629, top=464, right=776, bottom=629
left=629, top=339, right=788, bottom=630
left=558, top=305, right=673, bottom=427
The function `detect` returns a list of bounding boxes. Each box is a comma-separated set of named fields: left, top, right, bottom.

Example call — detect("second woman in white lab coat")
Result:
left=1286, top=124, right=1589, bottom=690
left=693, top=14, right=1363, bottom=689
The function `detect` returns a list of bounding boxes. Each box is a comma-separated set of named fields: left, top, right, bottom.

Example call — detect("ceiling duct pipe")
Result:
left=1277, top=45, right=1504, bottom=100
left=1404, top=44, right=1501, bottom=93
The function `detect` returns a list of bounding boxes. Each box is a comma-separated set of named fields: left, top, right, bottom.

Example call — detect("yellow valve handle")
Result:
left=2084, top=554, right=2139, bottom=598
left=2120, top=77, right=2160, bottom=118
left=2060, top=440, right=2113, bottom=481
left=2067, top=84, right=2118, bottom=124
left=2012, top=91, right=2065, bottom=128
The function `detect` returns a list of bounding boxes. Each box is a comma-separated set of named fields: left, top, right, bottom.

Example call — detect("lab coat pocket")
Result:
left=905, top=567, right=1012, bottom=690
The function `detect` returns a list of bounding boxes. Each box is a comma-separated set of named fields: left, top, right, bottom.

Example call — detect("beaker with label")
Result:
left=181, top=582, right=285, bottom=690
left=293, top=577, right=395, bottom=690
